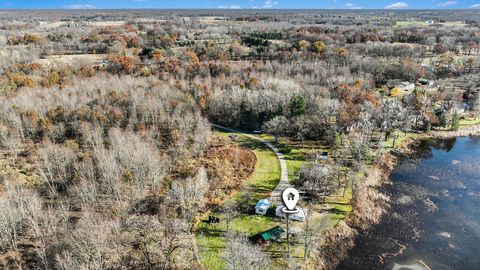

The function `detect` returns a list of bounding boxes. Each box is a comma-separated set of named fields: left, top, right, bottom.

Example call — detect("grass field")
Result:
left=197, top=130, right=281, bottom=270
left=220, top=131, right=281, bottom=203
left=383, top=132, right=418, bottom=149
left=459, top=118, right=480, bottom=127
left=382, top=116, right=480, bottom=149
left=263, top=136, right=329, bottom=182
left=198, top=129, right=359, bottom=269
left=197, top=213, right=280, bottom=270
left=395, top=20, right=428, bottom=27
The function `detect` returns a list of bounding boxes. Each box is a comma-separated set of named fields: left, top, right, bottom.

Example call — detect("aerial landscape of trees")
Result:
left=0, top=8, right=479, bottom=270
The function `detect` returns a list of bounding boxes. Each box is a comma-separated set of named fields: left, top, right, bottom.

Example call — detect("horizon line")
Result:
left=0, top=8, right=479, bottom=11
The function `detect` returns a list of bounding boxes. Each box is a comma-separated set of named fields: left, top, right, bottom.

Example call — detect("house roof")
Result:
left=250, top=226, right=285, bottom=242
left=255, top=199, right=271, bottom=208
left=260, top=226, right=284, bottom=240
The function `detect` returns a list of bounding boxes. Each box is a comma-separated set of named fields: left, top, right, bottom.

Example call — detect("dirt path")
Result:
left=211, top=124, right=290, bottom=204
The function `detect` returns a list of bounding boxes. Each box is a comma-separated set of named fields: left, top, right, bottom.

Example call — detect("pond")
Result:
left=337, top=137, right=480, bottom=270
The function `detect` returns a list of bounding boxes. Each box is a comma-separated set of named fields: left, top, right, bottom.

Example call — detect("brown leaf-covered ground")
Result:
left=202, top=136, right=256, bottom=206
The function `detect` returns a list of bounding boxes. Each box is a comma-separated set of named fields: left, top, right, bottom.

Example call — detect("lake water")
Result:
left=337, top=137, right=480, bottom=270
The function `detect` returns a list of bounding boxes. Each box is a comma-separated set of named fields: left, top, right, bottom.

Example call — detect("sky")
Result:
left=1, top=0, right=480, bottom=10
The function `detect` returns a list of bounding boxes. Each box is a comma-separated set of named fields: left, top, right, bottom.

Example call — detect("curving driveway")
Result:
left=211, top=124, right=290, bottom=204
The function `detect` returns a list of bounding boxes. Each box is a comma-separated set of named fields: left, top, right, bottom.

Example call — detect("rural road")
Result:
left=211, top=124, right=291, bottom=204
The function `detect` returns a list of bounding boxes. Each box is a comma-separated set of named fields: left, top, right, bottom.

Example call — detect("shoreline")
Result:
left=311, top=124, right=480, bottom=270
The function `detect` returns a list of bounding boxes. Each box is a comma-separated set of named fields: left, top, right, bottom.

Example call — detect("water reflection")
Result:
left=430, top=137, right=457, bottom=152
left=337, top=137, right=480, bottom=270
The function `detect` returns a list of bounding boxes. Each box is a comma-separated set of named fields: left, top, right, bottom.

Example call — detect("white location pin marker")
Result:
left=282, top=188, right=300, bottom=213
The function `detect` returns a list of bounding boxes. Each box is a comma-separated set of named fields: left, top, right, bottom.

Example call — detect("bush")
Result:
left=425, top=122, right=432, bottom=133
left=9, top=72, right=37, bottom=89
left=278, top=143, right=292, bottom=154
left=23, top=33, right=42, bottom=44
left=451, top=112, right=460, bottom=131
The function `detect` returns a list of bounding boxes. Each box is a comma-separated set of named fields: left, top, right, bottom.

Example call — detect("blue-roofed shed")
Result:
left=255, top=199, right=271, bottom=215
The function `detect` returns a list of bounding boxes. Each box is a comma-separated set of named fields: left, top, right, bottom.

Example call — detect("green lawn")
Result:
left=232, top=138, right=281, bottom=203
left=381, top=117, right=480, bottom=150
left=273, top=138, right=329, bottom=182
left=325, top=182, right=354, bottom=224
left=213, top=130, right=281, bottom=202
left=198, top=129, right=360, bottom=269
left=197, top=129, right=282, bottom=270
left=257, top=134, right=309, bottom=179
left=383, top=132, right=418, bottom=149
left=197, top=214, right=279, bottom=270
left=460, top=118, right=480, bottom=127
left=283, top=145, right=309, bottom=181
left=265, top=137, right=356, bottom=232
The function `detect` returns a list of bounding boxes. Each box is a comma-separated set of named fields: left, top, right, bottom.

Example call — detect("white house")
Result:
left=387, top=80, right=415, bottom=92
left=255, top=199, right=272, bottom=215
left=275, top=206, right=308, bottom=222
left=397, top=81, right=415, bottom=91
left=316, top=151, right=329, bottom=161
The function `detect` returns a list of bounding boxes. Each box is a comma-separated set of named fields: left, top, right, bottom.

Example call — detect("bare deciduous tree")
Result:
left=168, top=167, right=208, bottom=223
left=38, top=142, right=76, bottom=198
left=221, top=201, right=238, bottom=233
left=109, top=128, right=165, bottom=196
left=62, top=212, right=121, bottom=270
left=222, top=233, right=271, bottom=270
left=0, top=182, right=43, bottom=251
left=303, top=215, right=329, bottom=261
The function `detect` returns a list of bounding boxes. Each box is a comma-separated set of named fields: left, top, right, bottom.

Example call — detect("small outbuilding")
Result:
left=418, top=78, right=435, bottom=87
left=456, top=102, right=471, bottom=114
left=387, top=80, right=415, bottom=92
left=255, top=199, right=272, bottom=215
left=397, top=81, right=415, bottom=91
left=318, top=151, right=329, bottom=160
left=249, top=226, right=285, bottom=244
